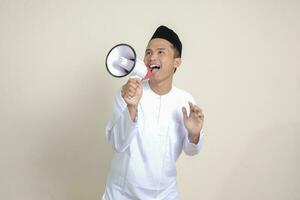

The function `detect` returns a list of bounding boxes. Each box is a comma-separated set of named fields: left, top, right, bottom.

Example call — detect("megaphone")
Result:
left=105, top=43, right=152, bottom=80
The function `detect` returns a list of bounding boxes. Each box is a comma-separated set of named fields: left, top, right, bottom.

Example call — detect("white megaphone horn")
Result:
left=105, top=43, right=152, bottom=80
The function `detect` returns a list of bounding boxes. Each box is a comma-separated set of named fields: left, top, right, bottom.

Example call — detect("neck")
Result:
left=148, top=79, right=173, bottom=95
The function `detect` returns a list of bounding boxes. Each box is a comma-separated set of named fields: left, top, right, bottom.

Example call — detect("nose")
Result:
left=149, top=52, right=158, bottom=62
left=144, top=54, right=157, bottom=65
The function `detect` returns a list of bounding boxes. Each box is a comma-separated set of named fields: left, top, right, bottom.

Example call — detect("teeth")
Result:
left=150, top=64, right=160, bottom=69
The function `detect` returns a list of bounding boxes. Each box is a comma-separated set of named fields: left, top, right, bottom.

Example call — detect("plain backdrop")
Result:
left=0, top=0, right=299, bottom=199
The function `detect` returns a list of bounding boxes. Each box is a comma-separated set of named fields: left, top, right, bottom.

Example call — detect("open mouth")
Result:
left=149, top=64, right=161, bottom=73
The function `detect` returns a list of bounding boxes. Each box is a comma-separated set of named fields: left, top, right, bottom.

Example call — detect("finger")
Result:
left=122, top=88, right=133, bottom=98
left=130, top=77, right=140, bottom=82
left=188, top=101, right=194, bottom=112
left=128, top=78, right=141, bottom=87
left=196, top=110, right=204, bottom=119
left=137, top=80, right=142, bottom=89
left=128, top=91, right=135, bottom=97
left=136, top=83, right=142, bottom=92
left=197, top=111, right=204, bottom=120
left=127, top=82, right=138, bottom=90
left=128, top=77, right=139, bottom=82
left=127, top=78, right=138, bottom=84
left=182, top=107, right=188, bottom=120
left=192, top=109, right=203, bottom=117
left=200, top=114, right=204, bottom=120
left=193, top=105, right=202, bottom=113
left=136, top=78, right=142, bottom=84
left=124, top=95, right=134, bottom=103
left=189, top=102, right=203, bottom=115
left=189, top=104, right=204, bottom=119
left=188, top=101, right=197, bottom=113
left=128, top=87, right=136, bottom=94
left=124, top=83, right=139, bottom=95
left=123, top=81, right=136, bottom=93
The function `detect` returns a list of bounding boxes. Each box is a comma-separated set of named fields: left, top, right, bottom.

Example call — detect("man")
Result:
left=102, top=25, right=204, bottom=200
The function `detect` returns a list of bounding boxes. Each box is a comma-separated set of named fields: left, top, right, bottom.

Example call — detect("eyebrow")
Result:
left=145, top=47, right=166, bottom=52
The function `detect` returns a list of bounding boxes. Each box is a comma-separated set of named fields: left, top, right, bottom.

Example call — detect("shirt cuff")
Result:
left=184, top=129, right=204, bottom=155
left=187, top=129, right=204, bottom=145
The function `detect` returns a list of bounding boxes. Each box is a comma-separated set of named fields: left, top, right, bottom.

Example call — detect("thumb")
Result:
left=182, top=107, right=188, bottom=120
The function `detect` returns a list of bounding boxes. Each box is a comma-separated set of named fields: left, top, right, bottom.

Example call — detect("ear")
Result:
left=174, top=57, right=181, bottom=70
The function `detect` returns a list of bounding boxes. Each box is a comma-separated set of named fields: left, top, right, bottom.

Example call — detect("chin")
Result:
left=149, top=76, right=159, bottom=83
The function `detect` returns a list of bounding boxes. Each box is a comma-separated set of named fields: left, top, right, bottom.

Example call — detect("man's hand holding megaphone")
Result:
left=105, top=43, right=152, bottom=122
left=121, top=78, right=143, bottom=122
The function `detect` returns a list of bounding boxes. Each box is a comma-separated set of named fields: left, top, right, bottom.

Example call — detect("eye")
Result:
left=158, top=50, right=164, bottom=54
left=145, top=51, right=151, bottom=56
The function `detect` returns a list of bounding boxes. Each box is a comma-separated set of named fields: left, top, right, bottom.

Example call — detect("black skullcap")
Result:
left=150, top=25, right=182, bottom=57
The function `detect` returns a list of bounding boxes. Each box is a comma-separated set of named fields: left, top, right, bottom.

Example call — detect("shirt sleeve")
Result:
left=182, top=92, right=205, bottom=156
left=183, top=128, right=204, bottom=156
left=105, top=90, right=139, bottom=153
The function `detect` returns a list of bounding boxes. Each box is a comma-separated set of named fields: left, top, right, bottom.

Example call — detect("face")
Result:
left=144, top=38, right=181, bottom=86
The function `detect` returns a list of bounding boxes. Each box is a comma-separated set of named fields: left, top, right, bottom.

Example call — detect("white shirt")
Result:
left=102, top=81, right=204, bottom=200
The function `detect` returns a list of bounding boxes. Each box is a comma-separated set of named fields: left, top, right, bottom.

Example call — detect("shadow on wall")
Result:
left=216, top=123, right=300, bottom=200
